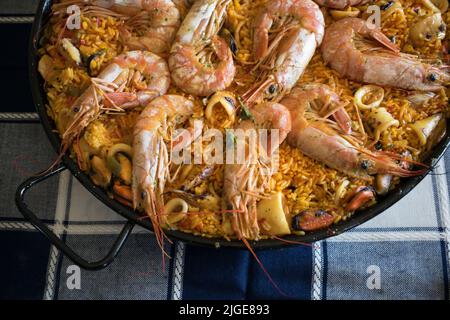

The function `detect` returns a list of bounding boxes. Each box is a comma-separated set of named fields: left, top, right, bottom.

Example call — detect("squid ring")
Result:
left=354, top=85, right=385, bottom=110
left=205, top=91, right=237, bottom=128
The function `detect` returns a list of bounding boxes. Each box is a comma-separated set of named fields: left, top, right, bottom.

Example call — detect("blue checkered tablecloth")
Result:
left=0, top=0, right=449, bottom=300
left=2, top=116, right=450, bottom=300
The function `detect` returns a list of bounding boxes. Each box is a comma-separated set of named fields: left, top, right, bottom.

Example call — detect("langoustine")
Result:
left=223, top=102, right=292, bottom=240
left=169, top=0, right=236, bottom=96
left=243, top=0, right=325, bottom=104
left=321, top=17, right=450, bottom=92
left=132, top=95, right=201, bottom=250
left=58, top=50, right=170, bottom=155
left=55, top=0, right=182, bottom=57
left=280, top=84, right=428, bottom=181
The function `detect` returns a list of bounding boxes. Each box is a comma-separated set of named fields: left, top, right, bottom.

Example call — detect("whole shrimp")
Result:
left=103, top=50, right=170, bottom=108
left=243, top=0, right=325, bottom=104
left=321, top=18, right=450, bottom=91
left=132, top=95, right=200, bottom=250
left=117, top=0, right=182, bottom=56
left=60, top=50, right=170, bottom=155
left=59, top=0, right=181, bottom=56
left=223, top=102, right=292, bottom=240
left=294, top=83, right=353, bottom=134
left=168, top=0, right=236, bottom=96
left=280, top=85, right=427, bottom=181
left=313, top=0, right=370, bottom=9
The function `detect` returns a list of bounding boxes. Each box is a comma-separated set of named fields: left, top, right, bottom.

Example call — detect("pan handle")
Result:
left=15, top=164, right=135, bottom=271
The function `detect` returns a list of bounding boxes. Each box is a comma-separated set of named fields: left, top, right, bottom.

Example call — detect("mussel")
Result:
left=291, top=210, right=335, bottom=232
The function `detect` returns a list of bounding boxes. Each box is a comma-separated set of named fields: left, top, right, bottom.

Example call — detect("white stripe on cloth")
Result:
left=328, top=231, right=444, bottom=242
left=0, top=221, right=35, bottom=230
left=0, top=16, right=34, bottom=24
left=311, top=241, right=322, bottom=300
left=43, top=170, right=71, bottom=300
left=171, top=242, right=185, bottom=300
left=0, top=112, right=39, bottom=120
left=433, top=158, right=450, bottom=296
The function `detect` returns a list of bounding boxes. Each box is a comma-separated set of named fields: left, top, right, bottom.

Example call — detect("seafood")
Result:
left=61, top=0, right=182, bottom=56
left=41, top=0, right=450, bottom=243
left=243, top=0, right=325, bottom=103
left=291, top=210, right=335, bottom=231
left=103, top=50, right=170, bottom=108
left=345, top=186, right=375, bottom=211
left=313, top=0, right=371, bottom=9
left=409, top=13, right=446, bottom=47
left=168, top=0, right=236, bottom=96
left=285, top=84, right=353, bottom=134
left=59, top=50, right=170, bottom=154
left=223, top=102, right=292, bottom=239
left=321, top=18, right=450, bottom=91
left=117, top=0, right=181, bottom=56
left=280, top=85, right=427, bottom=180
left=132, top=95, right=200, bottom=249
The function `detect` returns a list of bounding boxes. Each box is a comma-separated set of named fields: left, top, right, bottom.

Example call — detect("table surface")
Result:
left=0, top=1, right=449, bottom=300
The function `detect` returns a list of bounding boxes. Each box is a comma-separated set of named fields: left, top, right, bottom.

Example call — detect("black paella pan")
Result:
left=15, top=0, right=450, bottom=270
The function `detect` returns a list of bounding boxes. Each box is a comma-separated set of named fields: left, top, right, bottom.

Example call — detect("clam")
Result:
left=106, top=143, right=132, bottom=185
left=409, top=13, right=446, bottom=46
left=90, top=156, right=112, bottom=188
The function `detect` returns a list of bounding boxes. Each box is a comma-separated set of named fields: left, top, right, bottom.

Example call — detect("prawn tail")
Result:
left=37, top=133, right=75, bottom=177
left=37, top=152, right=65, bottom=177
left=242, top=238, right=289, bottom=298
left=212, top=35, right=231, bottom=61
left=271, top=235, right=313, bottom=247
left=145, top=187, right=172, bottom=265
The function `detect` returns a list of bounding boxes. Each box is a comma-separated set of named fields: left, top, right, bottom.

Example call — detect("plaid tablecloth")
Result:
left=2, top=120, right=449, bottom=300
left=1, top=0, right=449, bottom=300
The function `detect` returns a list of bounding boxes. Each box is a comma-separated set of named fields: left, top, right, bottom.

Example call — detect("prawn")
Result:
left=242, top=0, right=325, bottom=104
left=59, top=0, right=182, bottom=57
left=132, top=95, right=201, bottom=250
left=321, top=18, right=450, bottom=92
left=280, top=85, right=428, bottom=181
left=60, top=50, right=170, bottom=156
left=289, top=84, right=353, bottom=134
left=223, top=102, right=292, bottom=240
left=117, top=0, right=182, bottom=56
left=168, top=0, right=236, bottom=96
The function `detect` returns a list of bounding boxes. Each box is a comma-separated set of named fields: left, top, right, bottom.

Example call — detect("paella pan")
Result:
left=17, top=0, right=450, bottom=269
